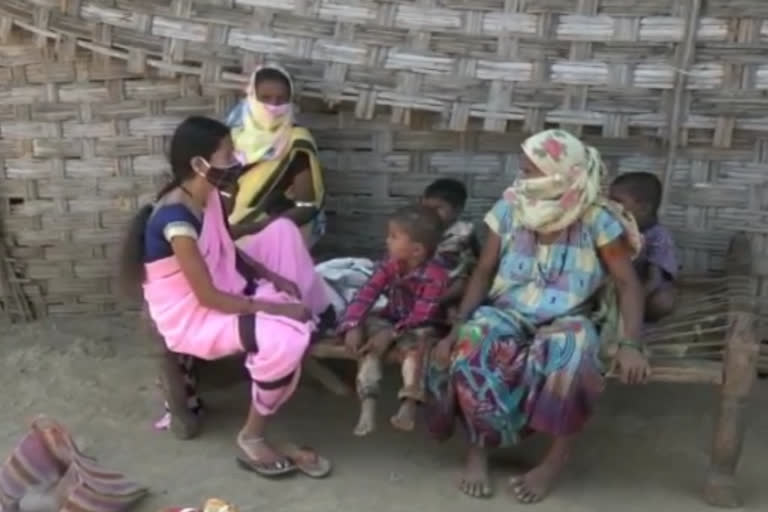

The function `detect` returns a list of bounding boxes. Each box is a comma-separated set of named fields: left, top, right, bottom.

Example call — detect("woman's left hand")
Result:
left=433, top=324, right=460, bottom=367
left=251, top=217, right=274, bottom=234
left=611, top=346, right=650, bottom=384
left=268, top=272, right=301, bottom=299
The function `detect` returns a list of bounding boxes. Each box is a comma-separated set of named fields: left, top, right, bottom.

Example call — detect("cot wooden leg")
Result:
left=704, top=233, right=757, bottom=507
left=703, top=310, right=758, bottom=508
left=143, top=309, right=201, bottom=440
left=157, top=350, right=202, bottom=439
left=303, top=357, right=353, bottom=396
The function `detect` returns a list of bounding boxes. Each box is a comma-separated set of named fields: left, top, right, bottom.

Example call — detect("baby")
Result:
left=610, top=172, right=679, bottom=321
left=338, top=205, right=449, bottom=436
left=421, top=178, right=479, bottom=316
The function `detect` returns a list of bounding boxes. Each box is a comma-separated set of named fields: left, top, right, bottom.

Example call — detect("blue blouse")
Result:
left=144, top=204, right=202, bottom=263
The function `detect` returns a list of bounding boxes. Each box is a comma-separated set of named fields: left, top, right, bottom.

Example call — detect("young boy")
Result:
left=338, top=205, right=449, bottom=436
left=609, top=172, right=679, bottom=321
left=421, top=178, right=479, bottom=315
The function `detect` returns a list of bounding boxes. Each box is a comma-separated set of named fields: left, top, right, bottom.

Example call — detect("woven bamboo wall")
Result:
left=1, top=0, right=768, bottom=316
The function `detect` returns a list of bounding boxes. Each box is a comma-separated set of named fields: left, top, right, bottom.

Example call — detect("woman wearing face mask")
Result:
left=226, top=65, right=326, bottom=248
left=426, top=130, right=649, bottom=502
left=120, top=116, right=332, bottom=479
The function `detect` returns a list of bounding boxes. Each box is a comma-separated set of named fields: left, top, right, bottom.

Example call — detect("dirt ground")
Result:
left=0, top=314, right=766, bottom=512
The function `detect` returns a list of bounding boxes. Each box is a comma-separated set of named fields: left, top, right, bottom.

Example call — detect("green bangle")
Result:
left=618, top=339, right=642, bottom=350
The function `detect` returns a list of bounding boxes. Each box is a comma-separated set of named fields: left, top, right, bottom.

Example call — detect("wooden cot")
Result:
left=303, top=232, right=760, bottom=508
left=152, top=232, right=759, bottom=508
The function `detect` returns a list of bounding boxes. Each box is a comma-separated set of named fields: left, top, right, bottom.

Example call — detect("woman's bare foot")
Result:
left=353, top=398, right=377, bottom=436
left=458, top=445, right=492, bottom=498
left=390, top=399, right=417, bottom=431
left=508, top=436, right=571, bottom=503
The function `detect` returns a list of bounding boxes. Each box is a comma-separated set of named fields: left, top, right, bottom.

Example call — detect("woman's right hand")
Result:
left=611, top=346, right=650, bottom=385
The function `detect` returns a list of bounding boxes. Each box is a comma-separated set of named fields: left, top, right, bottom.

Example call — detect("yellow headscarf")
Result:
left=504, top=129, right=642, bottom=255
left=231, top=65, right=295, bottom=164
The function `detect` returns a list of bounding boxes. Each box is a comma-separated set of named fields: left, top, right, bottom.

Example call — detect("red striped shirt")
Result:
left=338, top=258, right=449, bottom=333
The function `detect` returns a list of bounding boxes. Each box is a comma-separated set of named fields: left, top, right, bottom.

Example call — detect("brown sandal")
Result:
left=236, top=438, right=296, bottom=478
left=277, top=443, right=332, bottom=478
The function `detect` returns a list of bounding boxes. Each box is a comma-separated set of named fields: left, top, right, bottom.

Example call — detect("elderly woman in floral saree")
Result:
left=427, top=129, right=649, bottom=502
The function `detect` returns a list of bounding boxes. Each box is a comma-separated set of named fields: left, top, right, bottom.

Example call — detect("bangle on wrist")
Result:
left=618, top=339, right=642, bottom=350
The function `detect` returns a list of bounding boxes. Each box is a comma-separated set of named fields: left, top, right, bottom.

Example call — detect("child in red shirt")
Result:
left=338, top=205, right=449, bottom=436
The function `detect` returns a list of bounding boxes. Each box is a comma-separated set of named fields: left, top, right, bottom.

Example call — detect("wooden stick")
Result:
left=660, top=0, right=701, bottom=216
left=303, top=357, right=353, bottom=397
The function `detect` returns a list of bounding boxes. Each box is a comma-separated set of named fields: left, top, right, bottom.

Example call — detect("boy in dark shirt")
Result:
left=421, top=179, right=479, bottom=317
left=610, top=172, right=679, bottom=321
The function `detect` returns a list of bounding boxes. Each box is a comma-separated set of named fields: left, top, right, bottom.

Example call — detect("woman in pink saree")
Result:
left=120, top=116, right=331, bottom=478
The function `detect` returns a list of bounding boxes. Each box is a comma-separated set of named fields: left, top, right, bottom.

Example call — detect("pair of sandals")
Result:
left=236, top=439, right=332, bottom=479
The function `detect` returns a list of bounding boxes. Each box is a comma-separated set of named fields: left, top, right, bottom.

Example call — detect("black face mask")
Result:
left=202, top=161, right=243, bottom=197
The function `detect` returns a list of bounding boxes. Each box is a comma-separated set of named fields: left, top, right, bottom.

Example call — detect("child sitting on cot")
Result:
left=338, top=204, right=449, bottom=436
left=421, top=178, right=479, bottom=317
left=609, top=172, right=679, bottom=321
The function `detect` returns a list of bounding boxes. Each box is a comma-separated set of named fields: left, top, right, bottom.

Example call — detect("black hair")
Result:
left=119, top=116, right=231, bottom=299
left=611, top=172, right=663, bottom=212
left=390, top=204, right=445, bottom=255
left=423, top=178, right=468, bottom=210
left=253, top=67, right=292, bottom=97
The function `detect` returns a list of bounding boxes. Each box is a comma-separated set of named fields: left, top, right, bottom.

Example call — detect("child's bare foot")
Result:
left=508, top=436, right=570, bottom=503
left=353, top=398, right=376, bottom=436
left=390, top=399, right=417, bottom=431
left=458, top=445, right=492, bottom=498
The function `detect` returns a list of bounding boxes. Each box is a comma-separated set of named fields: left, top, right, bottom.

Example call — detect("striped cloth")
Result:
left=0, top=417, right=147, bottom=512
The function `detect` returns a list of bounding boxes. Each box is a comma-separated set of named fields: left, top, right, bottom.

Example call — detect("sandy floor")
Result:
left=0, top=314, right=766, bottom=512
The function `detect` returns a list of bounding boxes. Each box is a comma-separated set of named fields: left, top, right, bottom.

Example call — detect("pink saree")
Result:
left=143, top=191, right=328, bottom=415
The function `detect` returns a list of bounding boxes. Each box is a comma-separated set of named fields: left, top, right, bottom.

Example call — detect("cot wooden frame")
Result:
left=305, top=233, right=759, bottom=508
